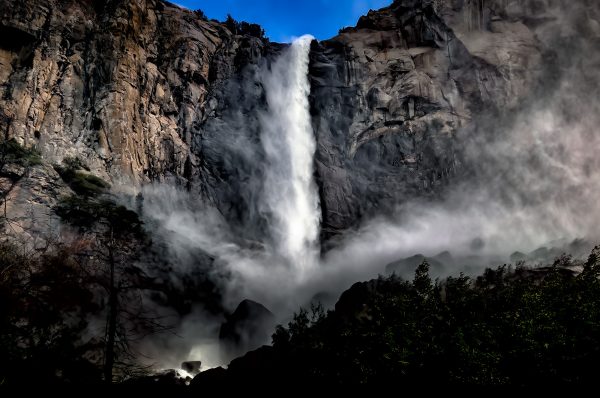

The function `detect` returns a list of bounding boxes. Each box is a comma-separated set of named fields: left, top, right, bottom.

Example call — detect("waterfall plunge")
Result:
left=259, top=35, right=321, bottom=272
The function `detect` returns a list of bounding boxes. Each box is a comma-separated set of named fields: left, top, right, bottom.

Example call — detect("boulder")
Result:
left=219, top=299, right=276, bottom=361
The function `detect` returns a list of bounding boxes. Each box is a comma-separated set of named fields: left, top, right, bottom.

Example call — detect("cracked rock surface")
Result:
left=1, top=0, right=595, bottom=239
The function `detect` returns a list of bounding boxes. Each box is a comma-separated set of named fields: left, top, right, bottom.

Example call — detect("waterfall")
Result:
left=259, top=35, right=321, bottom=272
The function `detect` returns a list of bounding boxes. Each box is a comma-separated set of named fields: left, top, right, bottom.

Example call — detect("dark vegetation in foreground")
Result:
left=3, top=234, right=600, bottom=387
left=0, top=145, right=164, bottom=385
left=0, top=142, right=228, bottom=386
left=2, top=141, right=600, bottom=386
left=194, top=251, right=600, bottom=388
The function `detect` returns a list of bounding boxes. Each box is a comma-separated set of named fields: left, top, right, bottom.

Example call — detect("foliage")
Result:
left=62, top=156, right=91, bottom=172
left=224, top=14, right=266, bottom=39
left=54, top=193, right=163, bottom=383
left=0, top=138, right=42, bottom=168
left=272, top=250, right=600, bottom=386
left=0, top=191, right=158, bottom=385
left=194, top=9, right=206, bottom=19
left=54, top=159, right=110, bottom=197
left=0, top=241, right=102, bottom=384
left=55, top=195, right=143, bottom=238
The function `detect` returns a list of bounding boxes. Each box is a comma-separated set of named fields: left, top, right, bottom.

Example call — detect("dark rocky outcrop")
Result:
left=189, top=365, right=227, bottom=388
left=219, top=299, right=276, bottom=361
left=190, top=345, right=282, bottom=390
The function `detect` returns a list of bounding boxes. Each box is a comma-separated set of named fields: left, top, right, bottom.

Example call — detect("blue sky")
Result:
left=173, top=0, right=392, bottom=42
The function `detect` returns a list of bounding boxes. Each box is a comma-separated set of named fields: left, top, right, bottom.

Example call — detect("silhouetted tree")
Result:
left=269, top=252, right=600, bottom=386
left=0, top=239, right=102, bottom=384
left=223, top=14, right=266, bottom=39
left=56, top=194, right=163, bottom=383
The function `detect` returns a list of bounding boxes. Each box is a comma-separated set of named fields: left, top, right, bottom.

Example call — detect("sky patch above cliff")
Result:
left=173, top=0, right=391, bottom=42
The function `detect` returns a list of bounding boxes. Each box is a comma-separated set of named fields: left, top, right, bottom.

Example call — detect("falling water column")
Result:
left=259, top=35, right=321, bottom=272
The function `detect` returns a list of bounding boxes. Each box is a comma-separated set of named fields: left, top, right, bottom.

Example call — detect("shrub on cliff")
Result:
left=53, top=158, right=110, bottom=197
left=0, top=139, right=42, bottom=169
left=224, top=14, right=266, bottom=39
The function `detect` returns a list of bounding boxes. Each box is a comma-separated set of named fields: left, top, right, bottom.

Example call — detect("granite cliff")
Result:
left=2, top=0, right=594, bottom=240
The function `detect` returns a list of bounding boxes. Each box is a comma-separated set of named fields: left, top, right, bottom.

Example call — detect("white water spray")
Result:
left=259, top=35, right=321, bottom=272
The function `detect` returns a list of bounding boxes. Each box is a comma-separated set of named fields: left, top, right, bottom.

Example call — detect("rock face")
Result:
left=309, top=0, right=547, bottom=237
left=0, top=0, right=274, bottom=239
left=0, top=0, right=597, bottom=239
left=1, top=0, right=219, bottom=183
left=190, top=346, right=279, bottom=389
left=219, top=299, right=276, bottom=361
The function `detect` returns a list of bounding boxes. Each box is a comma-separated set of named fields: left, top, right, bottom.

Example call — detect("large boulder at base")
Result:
left=219, top=299, right=276, bottom=361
